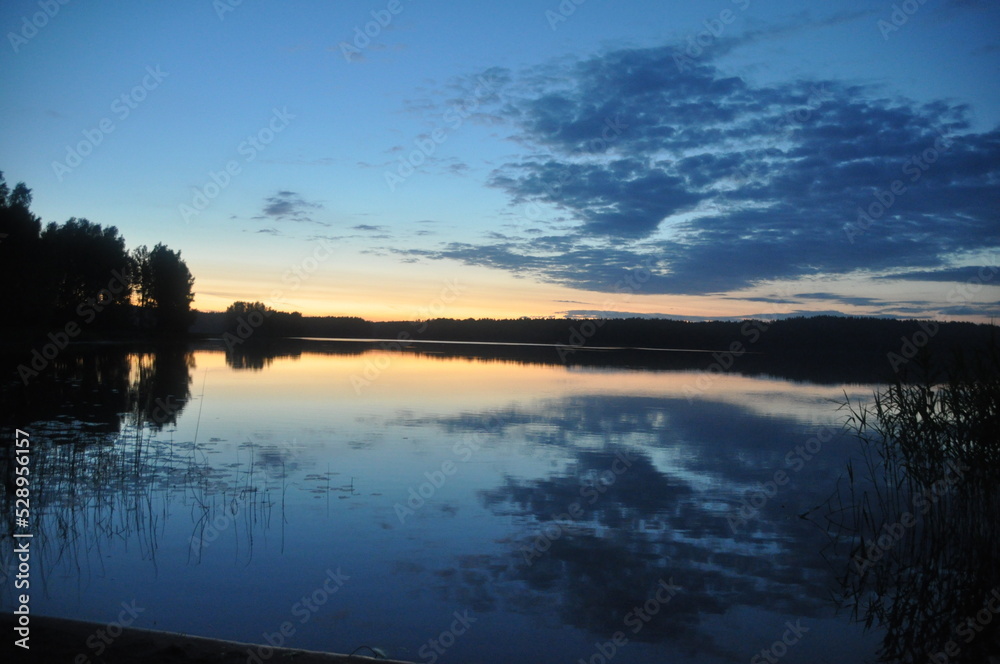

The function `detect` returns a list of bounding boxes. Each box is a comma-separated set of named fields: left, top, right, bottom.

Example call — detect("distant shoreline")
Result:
left=290, top=336, right=752, bottom=353
left=3, top=315, right=997, bottom=388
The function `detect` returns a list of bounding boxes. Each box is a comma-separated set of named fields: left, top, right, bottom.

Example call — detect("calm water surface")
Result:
left=1, top=342, right=884, bottom=663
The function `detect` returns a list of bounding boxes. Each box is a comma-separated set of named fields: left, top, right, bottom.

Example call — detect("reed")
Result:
left=821, top=345, right=1000, bottom=662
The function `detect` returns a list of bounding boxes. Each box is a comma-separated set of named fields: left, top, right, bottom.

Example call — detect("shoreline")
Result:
left=2, top=613, right=417, bottom=664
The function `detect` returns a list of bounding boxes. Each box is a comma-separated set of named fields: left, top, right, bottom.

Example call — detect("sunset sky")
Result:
left=2, top=0, right=998, bottom=321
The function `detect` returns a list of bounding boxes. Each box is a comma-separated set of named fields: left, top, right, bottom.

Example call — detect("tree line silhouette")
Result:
left=209, top=300, right=995, bottom=376
left=0, top=172, right=194, bottom=340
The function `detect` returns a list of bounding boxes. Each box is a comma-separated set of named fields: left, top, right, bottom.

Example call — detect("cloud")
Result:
left=558, top=308, right=859, bottom=321
left=260, top=156, right=335, bottom=167
left=706, top=8, right=879, bottom=59
left=489, top=159, right=702, bottom=237
left=876, top=266, right=1000, bottom=283
left=793, top=292, right=885, bottom=307
left=944, top=0, right=995, bottom=11
left=258, top=191, right=326, bottom=225
left=723, top=295, right=798, bottom=304
left=971, top=43, right=1000, bottom=55
left=351, top=224, right=387, bottom=232
left=557, top=309, right=719, bottom=321
left=399, top=42, right=999, bottom=301
left=306, top=234, right=345, bottom=244
left=938, top=302, right=1000, bottom=316
left=447, top=160, right=471, bottom=175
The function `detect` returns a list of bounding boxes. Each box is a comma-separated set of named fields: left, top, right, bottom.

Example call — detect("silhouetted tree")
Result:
left=0, top=173, right=47, bottom=331
left=132, top=243, right=195, bottom=336
left=225, top=300, right=276, bottom=321
left=222, top=301, right=307, bottom=342
left=130, top=245, right=152, bottom=308
left=39, top=218, right=132, bottom=330
left=1, top=170, right=199, bottom=341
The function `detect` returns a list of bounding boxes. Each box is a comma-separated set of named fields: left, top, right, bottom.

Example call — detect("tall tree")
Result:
left=132, top=243, right=195, bottom=336
left=39, top=218, right=132, bottom=328
left=130, top=245, right=152, bottom=308
left=0, top=173, right=46, bottom=331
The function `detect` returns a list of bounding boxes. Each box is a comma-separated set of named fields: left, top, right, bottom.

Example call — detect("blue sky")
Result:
left=2, top=0, right=998, bottom=320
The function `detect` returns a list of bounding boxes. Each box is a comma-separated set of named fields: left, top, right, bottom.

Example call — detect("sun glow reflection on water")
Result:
left=1, top=344, right=882, bottom=663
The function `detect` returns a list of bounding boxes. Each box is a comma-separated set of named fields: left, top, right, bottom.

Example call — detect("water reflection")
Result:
left=1, top=340, right=897, bottom=661
left=812, top=355, right=1000, bottom=663
left=0, top=347, right=282, bottom=605
left=395, top=394, right=858, bottom=659
left=223, top=339, right=374, bottom=371
left=185, top=439, right=283, bottom=565
left=127, top=346, right=194, bottom=428
left=214, top=336, right=905, bottom=384
left=226, top=343, right=298, bottom=371
left=479, top=447, right=729, bottom=656
left=0, top=345, right=192, bottom=435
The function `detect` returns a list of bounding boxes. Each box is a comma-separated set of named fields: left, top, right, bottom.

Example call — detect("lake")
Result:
left=1, top=339, right=888, bottom=662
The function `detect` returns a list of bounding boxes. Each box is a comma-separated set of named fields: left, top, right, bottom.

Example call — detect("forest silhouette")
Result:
left=0, top=172, right=194, bottom=341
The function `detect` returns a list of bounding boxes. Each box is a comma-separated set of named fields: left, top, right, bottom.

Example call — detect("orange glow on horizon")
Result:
left=187, top=260, right=995, bottom=323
